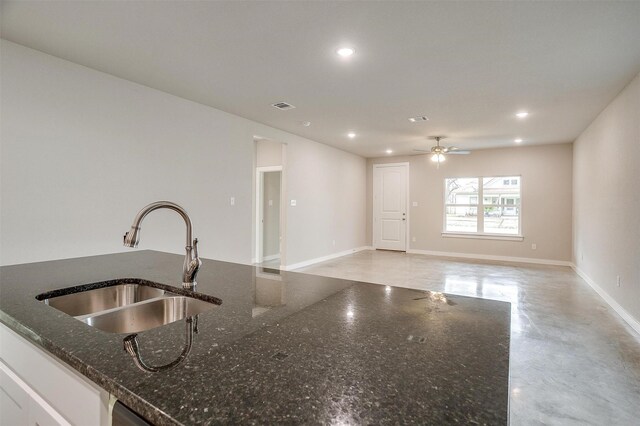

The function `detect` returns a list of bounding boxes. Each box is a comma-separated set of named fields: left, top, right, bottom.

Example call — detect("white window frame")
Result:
left=442, top=175, right=523, bottom=241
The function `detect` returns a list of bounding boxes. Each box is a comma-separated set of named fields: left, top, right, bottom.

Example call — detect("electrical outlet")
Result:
left=617, top=276, right=621, bottom=287
left=531, top=243, right=537, bottom=250
left=230, top=197, right=235, bottom=206
left=290, top=199, right=297, bottom=206
left=412, top=201, right=418, bottom=207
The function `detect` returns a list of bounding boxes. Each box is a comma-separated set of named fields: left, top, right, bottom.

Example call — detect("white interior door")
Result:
left=373, top=164, right=408, bottom=251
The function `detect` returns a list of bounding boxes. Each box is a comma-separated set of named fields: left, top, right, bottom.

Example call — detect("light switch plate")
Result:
left=290, top=200, right=297, bottom=206
left=230, top=197, right=235, bottom=206
left=412, top=201, right=418, bottom=207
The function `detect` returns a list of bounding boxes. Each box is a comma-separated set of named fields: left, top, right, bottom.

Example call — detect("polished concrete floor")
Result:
left=296, top=250, right=640, bottom=426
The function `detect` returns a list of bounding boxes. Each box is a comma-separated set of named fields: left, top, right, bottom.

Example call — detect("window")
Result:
left=444, top=178, right=478, bottom=233
left=444, top=176, right=521, bottom=236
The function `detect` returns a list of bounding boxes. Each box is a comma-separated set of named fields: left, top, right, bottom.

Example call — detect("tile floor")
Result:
left=296, top=250, right=640, bottom=426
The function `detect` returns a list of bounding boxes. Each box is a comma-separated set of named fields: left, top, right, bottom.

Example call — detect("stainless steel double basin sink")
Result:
left=38, top=281, right=217, bottom=334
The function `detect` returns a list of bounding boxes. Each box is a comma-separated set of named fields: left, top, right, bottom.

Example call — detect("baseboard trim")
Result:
left=262, top=254, right=280, bottom=262
left=572, top=266, right=640, bottom=336
left=406, top=249, right=573, bottom=267
left=284, top=246, right=372, bottom=271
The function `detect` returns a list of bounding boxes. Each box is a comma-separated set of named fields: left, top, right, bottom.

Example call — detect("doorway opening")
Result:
left=254, top=139, right=286, bottom=267
left=256, top=168, right=282, bottom=266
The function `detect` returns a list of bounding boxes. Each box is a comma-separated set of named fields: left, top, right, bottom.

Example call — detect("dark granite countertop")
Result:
left=0, top=250, right=510, bottom=425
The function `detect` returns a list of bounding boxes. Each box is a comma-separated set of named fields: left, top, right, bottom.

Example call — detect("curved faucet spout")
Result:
left=123, top=316, right=198, bottom=373
left=123, top=201, right=201, bottom=289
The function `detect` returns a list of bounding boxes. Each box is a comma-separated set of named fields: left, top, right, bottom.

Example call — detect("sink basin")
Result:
left=38, top=280, right=218, bottom=333
left=82, top=296, right=215, bottom=333
left=44, top=284, right=166, bottom=317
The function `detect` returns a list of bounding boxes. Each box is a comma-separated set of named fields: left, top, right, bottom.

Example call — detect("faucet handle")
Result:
left=192, top=238, right=199, bottom=259
left=183, top=238, right=202, bottom=290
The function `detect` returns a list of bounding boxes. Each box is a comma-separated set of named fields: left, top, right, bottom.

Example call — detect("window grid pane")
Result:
left=445, top=206, right=478, bottom=233
left=446, top=178, right=478, bottom=205
left=444, top=176, right=521, bottom=236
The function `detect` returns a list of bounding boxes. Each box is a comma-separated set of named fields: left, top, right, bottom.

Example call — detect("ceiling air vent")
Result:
left=272, top=102, right=296, bottom=110
left=409, top=116, right=429, bottom=122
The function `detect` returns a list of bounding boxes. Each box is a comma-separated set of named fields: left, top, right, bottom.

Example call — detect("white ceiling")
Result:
left=2, top=1, right=640, bottom=157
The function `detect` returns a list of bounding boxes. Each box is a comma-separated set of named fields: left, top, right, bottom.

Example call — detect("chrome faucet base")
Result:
left=182, top=282, right=197, bottom=291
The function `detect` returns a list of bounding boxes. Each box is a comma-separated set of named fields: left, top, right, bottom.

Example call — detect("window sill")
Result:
left=441, top=232, right=524, bottom=241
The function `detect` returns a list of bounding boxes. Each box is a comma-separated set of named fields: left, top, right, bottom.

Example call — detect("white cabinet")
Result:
left=0, top=323, right=110, bottom=426
left=1, top=365, right=29, bottom=425
left=1, top=364, right=70, bottom=426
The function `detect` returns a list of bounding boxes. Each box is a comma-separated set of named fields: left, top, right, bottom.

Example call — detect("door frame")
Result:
left=372, top=162, right=410, bottom=251
left=255, top=166, right=283, bottom=263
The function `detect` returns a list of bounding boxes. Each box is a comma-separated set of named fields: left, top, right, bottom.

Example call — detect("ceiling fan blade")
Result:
left=446, top=150, right=471, bottom=155
left=413, top=149, right=432, bottom=152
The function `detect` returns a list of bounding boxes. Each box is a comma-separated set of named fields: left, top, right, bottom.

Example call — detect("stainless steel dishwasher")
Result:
left=111, top=400, right=151, bottom=426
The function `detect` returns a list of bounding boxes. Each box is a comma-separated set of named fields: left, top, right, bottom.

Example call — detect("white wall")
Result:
left=255, top=140, right=282, bottom=168
left=573, top=71, right=640, bottom=326
left=367, top=143, right=574, bottom=263
left=285, top=136, right=367, bottom=265
left=0, top=41, right=367, bottom=267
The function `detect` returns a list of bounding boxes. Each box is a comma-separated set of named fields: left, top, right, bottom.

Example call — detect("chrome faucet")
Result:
left=123, top=201, right=202, bottom=289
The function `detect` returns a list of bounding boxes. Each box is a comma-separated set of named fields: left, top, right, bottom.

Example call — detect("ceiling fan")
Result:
left=413, top=136, right=471, bottom=168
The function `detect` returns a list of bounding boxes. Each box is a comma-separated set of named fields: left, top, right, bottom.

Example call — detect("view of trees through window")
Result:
left=445, top=176, right=521, bottom=235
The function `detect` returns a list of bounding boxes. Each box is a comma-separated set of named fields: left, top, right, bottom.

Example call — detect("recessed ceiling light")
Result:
left=302, top=121, right=311, bottom=127
left=516, top=111, right=529, bottom=118
left=514, top=138, right=523, bottom=143
left=337, top=47, right=355, bottom=57
left=347, top=132, right=356, bottom=139
left=386, top=149, right=393, bottom=154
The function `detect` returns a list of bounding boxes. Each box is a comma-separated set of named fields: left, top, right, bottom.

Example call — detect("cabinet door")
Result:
left=1, top=367, right=29, bottom=425
left=1, top=323, right=109, bottom=425
left=29, top=399, right=67, bottom=426
left=1, top=363, right=71, bottom=426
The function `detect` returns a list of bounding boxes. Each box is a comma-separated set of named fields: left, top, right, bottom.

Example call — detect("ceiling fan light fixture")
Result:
left=431, top=153, right=446, bottom=163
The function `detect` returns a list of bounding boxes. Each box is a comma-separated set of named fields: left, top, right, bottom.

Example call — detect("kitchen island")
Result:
left=0, top=250, right=510, bottom=425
